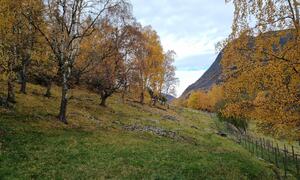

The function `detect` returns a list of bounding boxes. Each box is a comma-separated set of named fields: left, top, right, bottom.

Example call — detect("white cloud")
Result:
left=131, top=1, right=233, bottom=95
left=176, top=70, right=206, bottom=97
left=161, top=32, right=223, bottom=61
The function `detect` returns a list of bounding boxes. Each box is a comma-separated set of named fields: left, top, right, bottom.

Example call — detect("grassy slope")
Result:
left=0, top=83, right=278, bottom=179
left=247, top=123, right=300, bottom=155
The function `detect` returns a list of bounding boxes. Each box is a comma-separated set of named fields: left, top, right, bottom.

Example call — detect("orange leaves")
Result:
left=220, top=30, right=300, bottom=139
left=141, top=27, right=165, bottom=93
left=219, top=0, right=300, bottom=138
left=187, top=91, right=210, bottom=111
left=187, top=85, right=224, bottom=112
left=130, top=25, right=176, bottom=103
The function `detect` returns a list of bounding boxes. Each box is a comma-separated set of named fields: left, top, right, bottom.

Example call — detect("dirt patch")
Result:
left=123, top=125, right=198, bottom=145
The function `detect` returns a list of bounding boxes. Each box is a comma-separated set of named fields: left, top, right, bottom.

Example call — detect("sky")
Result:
left=130, top=0, right=234, bottom=97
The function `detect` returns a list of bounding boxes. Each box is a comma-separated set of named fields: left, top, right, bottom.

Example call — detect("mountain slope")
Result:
left=0, top=82, right=277, bottom=179
left=180, top=31, right=294, bottom=99
left=181, top=52, right=223, bottom=97
left=165, top=94, right=176, bottom=102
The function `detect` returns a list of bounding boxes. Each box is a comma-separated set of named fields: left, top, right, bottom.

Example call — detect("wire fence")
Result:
left=229, top=132, right=300, bottom=179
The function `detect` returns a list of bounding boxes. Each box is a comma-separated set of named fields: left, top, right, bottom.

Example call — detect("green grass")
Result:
left=248, top=122, right=300, bottom=155
left=0, top=82, right=279, bottom=179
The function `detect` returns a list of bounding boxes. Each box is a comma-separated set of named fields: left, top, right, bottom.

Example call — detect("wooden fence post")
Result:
left=241, top=135, right=244, bottom=147
left=248, top=137, right=251, bottom=152
left=292, top=146, right=295, bottom=161
left=252, top=138, right=255, bottom=154
left=260, top=138, right=263, bottom=158
left=256, top=140, right=258, bottom=157
left=249, top=137, right=252, bottom=153
left=247, top=136, right=250, bottom=151
left=262, top=138, right=266, bottom=159
left=296, top=154, right=299, bottom=178
left=267, top=140, right=271, bottom=162
left=283, top=144, right=288, bottom=178
left=275, top=143, right=279, bottom=168
left=271, top=141, right=274, bottom=163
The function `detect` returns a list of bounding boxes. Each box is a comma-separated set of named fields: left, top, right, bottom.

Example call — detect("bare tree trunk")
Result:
left=140, top=91, right=144, bottom=104
left=152, top=98, right=157, bottom=106
left=293, top=0, right=300, bottom=24
left=100, top=97, right=107, bottom=107
left=7, top=55, right=16, bottom=103
left=58, top=72, right=68, bottom=124
left=121, top=89, right=126, bottom=103
left=74, top=71, right=81, bottom=85
left=20, top=12, right=35, bottom=95
left=20, top=61, right=27, bottom=94
left=7, top=74, right=16, bottom=103
left=44, top=82, right=52, bottom=98
left=121, top=83, right=128, bottom=103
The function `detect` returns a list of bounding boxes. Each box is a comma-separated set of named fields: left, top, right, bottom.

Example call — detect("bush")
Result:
left=217, top=112, right=248, bottom=134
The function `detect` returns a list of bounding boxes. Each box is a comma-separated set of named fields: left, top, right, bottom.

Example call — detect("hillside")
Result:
left=181, top=52, right=223, bottom=98
left=165, top=94, right=176, bottom=102
left=0, top=82, right=280, bottom=179
left=180, top=30, right=294, bottom=98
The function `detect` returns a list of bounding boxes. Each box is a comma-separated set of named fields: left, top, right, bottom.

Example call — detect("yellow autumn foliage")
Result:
left=187, top=85, right=224, bottom=112
left=220, top=31, right=300, bottom=139
left=220, top=0, right=300, bottom=140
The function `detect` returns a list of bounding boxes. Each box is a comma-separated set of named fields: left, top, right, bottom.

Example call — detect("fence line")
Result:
left=228, top=132, right=300, bottom=179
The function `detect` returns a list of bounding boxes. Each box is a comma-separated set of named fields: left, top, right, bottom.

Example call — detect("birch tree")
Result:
left=25, top=0, right=127, bottom=123
left=0, top=0, right=26, bottom=103
left=85, top=5, right=134, bottom=107
left=221, top=0, right=300, bottom=139
left=162, top=50, right=178, bottom=97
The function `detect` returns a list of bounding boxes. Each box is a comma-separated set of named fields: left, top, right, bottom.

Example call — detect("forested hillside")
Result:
left=181, top=52, right=222, bottom=97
